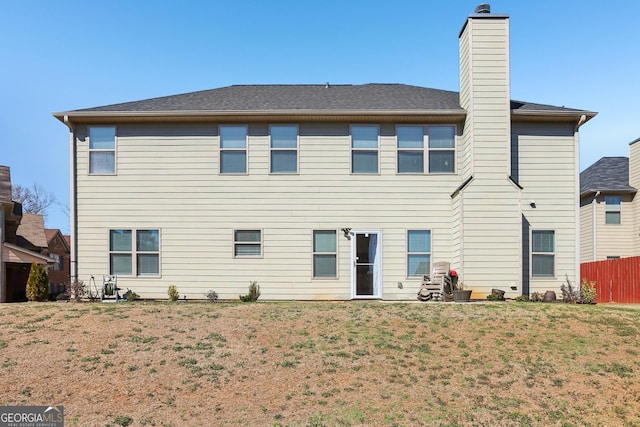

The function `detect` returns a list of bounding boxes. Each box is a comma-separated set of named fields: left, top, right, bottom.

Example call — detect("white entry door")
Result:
left=351, top=231, right=382, bottom=299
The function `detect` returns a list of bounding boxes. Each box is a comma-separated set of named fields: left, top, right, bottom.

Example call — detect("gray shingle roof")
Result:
left=60, top=84, right=589, bottom=114
left=580, top=157, right=636, bottom=195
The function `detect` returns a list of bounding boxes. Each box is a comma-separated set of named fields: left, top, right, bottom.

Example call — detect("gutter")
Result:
left=62, top=115, right=78, bottom=287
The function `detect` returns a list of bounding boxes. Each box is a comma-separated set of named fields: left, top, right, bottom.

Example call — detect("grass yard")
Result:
left=0, top=301, right=639, bottom=427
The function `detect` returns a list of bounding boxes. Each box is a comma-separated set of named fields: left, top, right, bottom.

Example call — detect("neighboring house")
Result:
left=45, top=228, right=71, bottom=297
left=53, top=6, right=595, bottom=301
left=0, top=167, right=53, bottom=302
left=580, top=138, right=640, bottom=262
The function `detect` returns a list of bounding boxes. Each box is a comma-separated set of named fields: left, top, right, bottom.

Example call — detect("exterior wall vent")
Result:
left=475, top=3, right=491, bottom=13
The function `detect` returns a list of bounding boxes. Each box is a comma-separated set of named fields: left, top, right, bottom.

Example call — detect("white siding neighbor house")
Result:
left=580, top=138, right=640, bottom=262
left=53, top=6, right=595, bottom=301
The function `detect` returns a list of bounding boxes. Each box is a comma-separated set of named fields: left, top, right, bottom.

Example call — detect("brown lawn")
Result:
left=0, top=301, right=639, bottom=426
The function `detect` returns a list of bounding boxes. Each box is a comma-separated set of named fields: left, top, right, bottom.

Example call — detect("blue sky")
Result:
left=1, top=0, right=638, bottom=233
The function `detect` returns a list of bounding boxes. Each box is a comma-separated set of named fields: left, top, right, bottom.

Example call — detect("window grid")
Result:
left=88, top=126, right=116, bottom=175
left=397, top=125, right=425, bottom=174
left=351, top=125, right=379, bottom=174
left=427, top=126, right=456, bottom=174
left=270, top=125, right=299, bottom=174
left=312, top=230, right=337, bottom=278
left=233, top=230, right=262, bottom=258
left=407, top=230, right=431, bottom=278
left=531, top=230, right=554, bottom=278
left=220, top=125, right=248, bottom=174
left=109, top=229, right=160, bottom=277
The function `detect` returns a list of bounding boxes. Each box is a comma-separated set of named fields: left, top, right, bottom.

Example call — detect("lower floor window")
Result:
left=110, top=229, right=160, bottom=276
left=407, top=230, right=431, bottom=277
left=234, top=230, right=262, bottom=257
left=313, top=230, right=337, bottom=278
left=532, top=230, right=554, bottom=277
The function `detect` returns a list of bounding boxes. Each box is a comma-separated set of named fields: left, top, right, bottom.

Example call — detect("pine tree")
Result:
left=26, top=262, right=49, bottom=302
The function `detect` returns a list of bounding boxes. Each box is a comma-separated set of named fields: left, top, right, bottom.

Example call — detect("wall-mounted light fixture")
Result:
left=341, top=227, right=352, bottom=239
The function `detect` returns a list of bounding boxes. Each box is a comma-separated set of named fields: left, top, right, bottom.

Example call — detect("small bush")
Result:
left=530, top=292, right=543, bottom=302
left=126, top=291, right=140, bottom=302
left=561, top=276, right=580, bottom=303
left=515, top=295, right=529, bottom=302
left=205, top=290, right=219, bottom=302
left=26, top=263, right=49, bottom=302
left=167, top=285, right=180, bottom=302
left=486, top=293, right=505, bottom=301
left=580, top=280, right=597, bottom=304
left=239, top=281, right=260, bottom=302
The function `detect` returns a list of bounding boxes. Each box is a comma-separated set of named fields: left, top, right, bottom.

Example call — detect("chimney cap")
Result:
left=475, top=3, right=491, bottom=13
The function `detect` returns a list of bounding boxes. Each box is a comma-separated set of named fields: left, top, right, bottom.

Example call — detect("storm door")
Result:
left=351, top=231, right=382, bottom=298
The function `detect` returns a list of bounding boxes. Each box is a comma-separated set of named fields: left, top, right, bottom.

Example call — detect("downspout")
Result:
left=574, top=114, right=587, bottom=285
left=63, top=115, right=78, bottom=287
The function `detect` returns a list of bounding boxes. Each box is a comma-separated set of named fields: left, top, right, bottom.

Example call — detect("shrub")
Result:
left=486, top=293, right=505, bottom=301
left=515, top=295, right=529, bottom=302
left=167, top=285, right=180, bottom=302
left=239, top=281, right=260, bottom=302
left=126, top=291, right=140, bottom=302
left=205, top=290, right=219, bottom=302
left=530, top=292, right=543, bottom=302
left=560, top=275, right=580, bottom=303
left=580, top=280, right=597, bottom=304
left=26, top=263, right=49, bottom=301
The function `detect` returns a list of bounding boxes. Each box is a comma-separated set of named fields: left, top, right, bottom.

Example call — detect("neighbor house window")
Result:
left=89, top=126, right=116, bottom=175
left=234, top=230, right=262, bottom=257
left=605, top=196, right=621, bottom=224
left=428, top=126, right=455, bottom=173
left=351, top=125, right=379, bottom=173
left=397, top=126, right=424, bottom=173
left=220, top=125, right=247, bottom=174
left=109, top=229, right=160, bottom=276
left=270, top=125, right=298, bottom=173
left=313, top=230, right=337, bottom=278
left=532, top=230, right=554, bottom=277
left=407, top=230, right=431, bottom=277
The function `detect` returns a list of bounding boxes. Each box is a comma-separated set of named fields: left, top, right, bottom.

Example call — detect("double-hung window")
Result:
left=397, top=126, right=425, bottom=173
left=531, top=230, right=554, bottom=277
left=89, top=126, right=116, bottom=175
left=605, top=196, right=621, bottom=224
left=109, top=229, right=160, bottom=276
left=220, top=125, right=247, bottom=174
left=234, top=230, right=262, bottom=257
left=270, top=125, right=298, bottom=174
left=313, top=230, right=337, bottom=278
left=407, top=230, right=431, bottom=277
left=351, top=125, right=379, bottom=174
left=428, top=126, right=455, bottom=173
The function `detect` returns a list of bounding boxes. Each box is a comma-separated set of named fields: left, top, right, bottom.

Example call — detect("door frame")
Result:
left=350, top=229, right=382, bottom=299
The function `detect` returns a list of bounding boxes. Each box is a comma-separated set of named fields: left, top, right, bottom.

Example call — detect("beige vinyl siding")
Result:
left=580, top=196, right=595, bottom=262
left=592, top=194, right=634, bottom=260
left=630, top=142, right=640, bottom=255
left=512, top=123, right=578, bottom=292
left=74, top=123, right=459, bottom=300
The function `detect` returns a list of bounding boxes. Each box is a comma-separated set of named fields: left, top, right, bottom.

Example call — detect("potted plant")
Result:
left=452, top=281, right=472, bottom=302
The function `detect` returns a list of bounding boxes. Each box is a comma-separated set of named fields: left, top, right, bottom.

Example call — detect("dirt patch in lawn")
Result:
left=0, top=301, right=638, bottom=426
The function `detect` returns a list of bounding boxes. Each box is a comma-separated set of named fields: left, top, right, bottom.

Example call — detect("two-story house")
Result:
left=53, top=5, right=595, bottom=301
left=580, top=137, right=640, bottom=261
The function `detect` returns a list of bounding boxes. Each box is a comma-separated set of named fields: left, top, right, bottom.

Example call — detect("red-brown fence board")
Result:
left=580, top=256, right=640, bottom=303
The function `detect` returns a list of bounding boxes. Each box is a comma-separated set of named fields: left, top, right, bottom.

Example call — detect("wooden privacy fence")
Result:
left=580, top=256, right=640, bottom=303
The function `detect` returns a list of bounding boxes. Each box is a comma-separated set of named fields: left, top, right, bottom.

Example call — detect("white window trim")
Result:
left=269, top=124, right=299, bottom=175
left=219, top=125, right=249, bottom=175
left=427, top=125, right=457, bottom=174
left=531, top=229, right=555, bottom=279
left=396, top=125, right=426, bottom=174
left=108, top=228, right=161, bottom=278
left=312, top=229, right=338, bottom=279
left=605, top=195, right=621, bottom=225
left=350, top=124, right=380, bottom=175
left=233, top=229, right=263, bottom=259
left=88, top=125, right=117, bottom=176
left=406, top=229, right=432, bottom=279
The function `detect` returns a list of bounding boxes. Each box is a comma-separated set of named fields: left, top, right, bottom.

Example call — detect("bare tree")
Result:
left=11, top=183, right=57, bottom=216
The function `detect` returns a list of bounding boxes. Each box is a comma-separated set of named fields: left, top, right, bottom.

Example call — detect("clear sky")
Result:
left=1, top=0, right=638, bottom=233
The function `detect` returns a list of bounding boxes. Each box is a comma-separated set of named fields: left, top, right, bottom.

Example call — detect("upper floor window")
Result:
left=270, top=125, right=298, bottom=174
left=89, top=127, right=116, bottom=175
left=351, top=125, right=379, bottom=174
left=428, top=126, right=455, bottom=173
left=234, top=230, right=262, bottom=257
left=397, top=126, right=425, bottom=173
left=220, top=125, right=247, bottom=174
left=605, top=196, right=621, bottom=224
left=110, top=229, right=160, bottom=276
left=407, top=230, right=431, bottom=278
left=313, top=230, right=337, bottom=278
left=531, top=230, right=554, bottom=277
